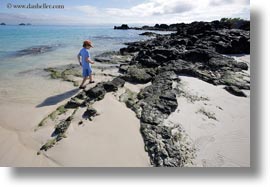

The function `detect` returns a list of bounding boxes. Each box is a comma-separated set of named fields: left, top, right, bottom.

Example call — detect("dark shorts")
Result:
left=82, top=68, right=92, bottom=77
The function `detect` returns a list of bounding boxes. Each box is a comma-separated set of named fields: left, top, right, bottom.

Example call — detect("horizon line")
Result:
left=0, top=18, right=251, bottom=27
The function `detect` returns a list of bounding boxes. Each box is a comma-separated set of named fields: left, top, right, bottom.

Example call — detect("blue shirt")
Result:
left=78, top=48, right=91, bottom=69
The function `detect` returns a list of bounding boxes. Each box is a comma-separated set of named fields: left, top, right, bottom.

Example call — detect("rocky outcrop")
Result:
left=138, top=71, right=178, bottom=124
left=39, top=110, right=76, bottom=152
left=114, top=24, right=129, bottom=30
left=44, top=64, right=81, bottom=87
left=120, top=48, right=249, bottom=90
left=38, top=19, right=250, bottom=166
left=224, top=86, right=247, bottom=97
left=114, top=20, right=250, bottom=166
left=37, top=77, right=126, bottom=153
left=139, top=32, right=161, bottom=37
left=114, top=19, right=250, bottom=32
left=19, top=23, right=31, bottom=26
left=16, top=44, right=61, bottom=56
left=94, top=51, right=133, bottom=64
left=83, top=105, right=98, bottom=120
left=119, top=71, right=195, bottom=166
left=118, top=20, right=250, bottom=91
left=122, top=65, right=156, bottom=83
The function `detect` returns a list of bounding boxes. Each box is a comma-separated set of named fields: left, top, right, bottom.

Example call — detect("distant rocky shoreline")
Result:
left=38, top=19, right=250, bottom=167
left=114, top=18, right=250, bottom=31
left=0, top=23, right=32, bottom=26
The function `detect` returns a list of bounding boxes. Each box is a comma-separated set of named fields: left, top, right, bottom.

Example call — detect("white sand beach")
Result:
left=165, top=55, right=250, bottom=167
left=0, top=67, right=150, bottom=167
left=44, top=93, right=150, bottom=167
left=0, top=55, right=250, bottom=167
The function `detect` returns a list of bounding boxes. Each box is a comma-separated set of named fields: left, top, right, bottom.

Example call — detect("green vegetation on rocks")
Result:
left=45, top=65, right=81, bottom=87
left=119, top=88, right=142, bottom=118
left=37, top=77, right=126, bottom=153
left=37, top=105, right=67, bottom=128
left=38, top=109, right=77, bottom=153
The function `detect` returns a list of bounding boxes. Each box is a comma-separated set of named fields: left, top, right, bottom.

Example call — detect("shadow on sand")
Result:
left=36, top=88, right=80, bottom=107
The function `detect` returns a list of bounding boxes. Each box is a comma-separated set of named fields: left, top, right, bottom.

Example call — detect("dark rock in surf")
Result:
left=224, top=86, right=247, bottom=97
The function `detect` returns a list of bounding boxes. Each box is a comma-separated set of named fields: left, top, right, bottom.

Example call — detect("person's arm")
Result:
left=85, top=57, right=95, bottom=64
left=77, top=53, right=82, bottom=66
left=85, top=51, right=94, bottom=64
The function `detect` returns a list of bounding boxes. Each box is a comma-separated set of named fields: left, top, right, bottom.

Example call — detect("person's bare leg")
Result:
left=80, top=77, right=88, bottom=87
left=89, top=74, right=94, bottom=83
left=90, top=74, right=93, bottom=82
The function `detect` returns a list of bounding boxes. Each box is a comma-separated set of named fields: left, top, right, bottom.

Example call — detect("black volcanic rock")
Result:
left=86, top=77, right=126, bottom=100
left=83, top=105, right=98, bottom=120
left=224, top=86, right=247, bottom=97
left=16, top=45, right=61, bottom=56
left=120, top=45, right=140, bottom=55
left=213, top=29, right=250, bottom=54
left=115, top=20, right=250, bottom=166
left=123, top=65, right=155, bottom=83
left=103, top=77, right=125, bottom=92
left=115, top=19, right=250, bottom=32
left=114, top=24, right=129, bottom=30
left=138, top=71, right=178, bottom=124
left=40, top=18, right=250, bottom=167
left=139, top=32, right=161, bottom=37
left=159, top=24, right=169, bottom=30
left=119, top=19, right=250, bottom=91
left=86, top=83, right=107, bottom=100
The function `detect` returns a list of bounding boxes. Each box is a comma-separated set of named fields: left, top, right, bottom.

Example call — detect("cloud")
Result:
left=209, top=0, right=233, bottom=6
left=152, top=3, right=194, bottom=15
left=105, top=0, right=195, bottom=17
left=210, top=0, right=250, bottom=6
left=102, top=0, right=249, bottom=23
left=1, top=0, right=250, bottom=25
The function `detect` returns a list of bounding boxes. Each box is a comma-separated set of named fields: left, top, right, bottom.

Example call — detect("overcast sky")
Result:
left=0, top=0, right=250, bottom=25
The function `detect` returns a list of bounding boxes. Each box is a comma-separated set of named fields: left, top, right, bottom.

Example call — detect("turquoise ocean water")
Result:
left=0, top=25, right=172, bottom=103
left=0, top=25, right=152, bottom=77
